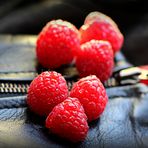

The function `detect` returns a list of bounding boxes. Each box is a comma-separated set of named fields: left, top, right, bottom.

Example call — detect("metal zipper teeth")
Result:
left=0, top=81, right=75, bottom=94
left=0, top=82, right=30, bottom=94
left=0, top=78, right=120, bottom=94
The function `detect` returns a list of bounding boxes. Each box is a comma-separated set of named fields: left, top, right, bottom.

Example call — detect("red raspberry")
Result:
left=84, top=11, right=118, bottom=27
left=80, top=14, right=124, bottom=54
left=46, top=97, right=89, bottom=142
left=36, top=19, right=80, bottom=69
left=27, top=71, right=68, bottom=116
left=75, top=40, right=114, bottom=82
left=70, top=75, right=108, bottom=122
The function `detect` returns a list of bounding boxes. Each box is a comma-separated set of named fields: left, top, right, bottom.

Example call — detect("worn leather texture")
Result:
left=0, top=35, right=36, bottom=73
left=0, top=36, right=148, bottom=148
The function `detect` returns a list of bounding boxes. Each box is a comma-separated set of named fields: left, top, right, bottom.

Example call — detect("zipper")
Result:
left=104, top=52, right=148, bottom=87
left=0, top=72, right=37, bottom=95
left=0, top=67, right=78, bottom=94
left=0, top=52, right=147, bottom=95
left=0, top=80, right=76, bottom=94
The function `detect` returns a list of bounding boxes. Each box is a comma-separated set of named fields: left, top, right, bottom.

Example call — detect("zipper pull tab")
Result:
left=114, top=67, right=141, bottom=85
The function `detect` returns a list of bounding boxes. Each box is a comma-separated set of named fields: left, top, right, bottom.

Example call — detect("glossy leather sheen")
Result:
left=0, top=35, right=148, bottom=148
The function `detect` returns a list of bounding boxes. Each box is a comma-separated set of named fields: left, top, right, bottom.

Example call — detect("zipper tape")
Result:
left=0, top=72, right=38, bottom=81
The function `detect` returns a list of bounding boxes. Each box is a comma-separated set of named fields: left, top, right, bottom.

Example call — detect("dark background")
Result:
left=0, top=0, right=148, bottom=66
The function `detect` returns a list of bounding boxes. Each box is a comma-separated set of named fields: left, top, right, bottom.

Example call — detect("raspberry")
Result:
left=70, top=75, right=108, bottom=122
left=80, top=14, right=124, bottom=54
left=27, top=71, right=68, bottom=116
left=36, top=19, right=80, bottom=69
left=46, top=97, right=89, bottom=142
left=75, top=40, right=114, bottom=82
left=84, top=11, right=117, bottom=27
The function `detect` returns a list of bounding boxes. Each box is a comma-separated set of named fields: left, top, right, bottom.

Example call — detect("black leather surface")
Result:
left=0, top=84, right=148, bottom=148
left=0, top=35, right=36, bottom=73
left=0, top=35, right=148, bottom=148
